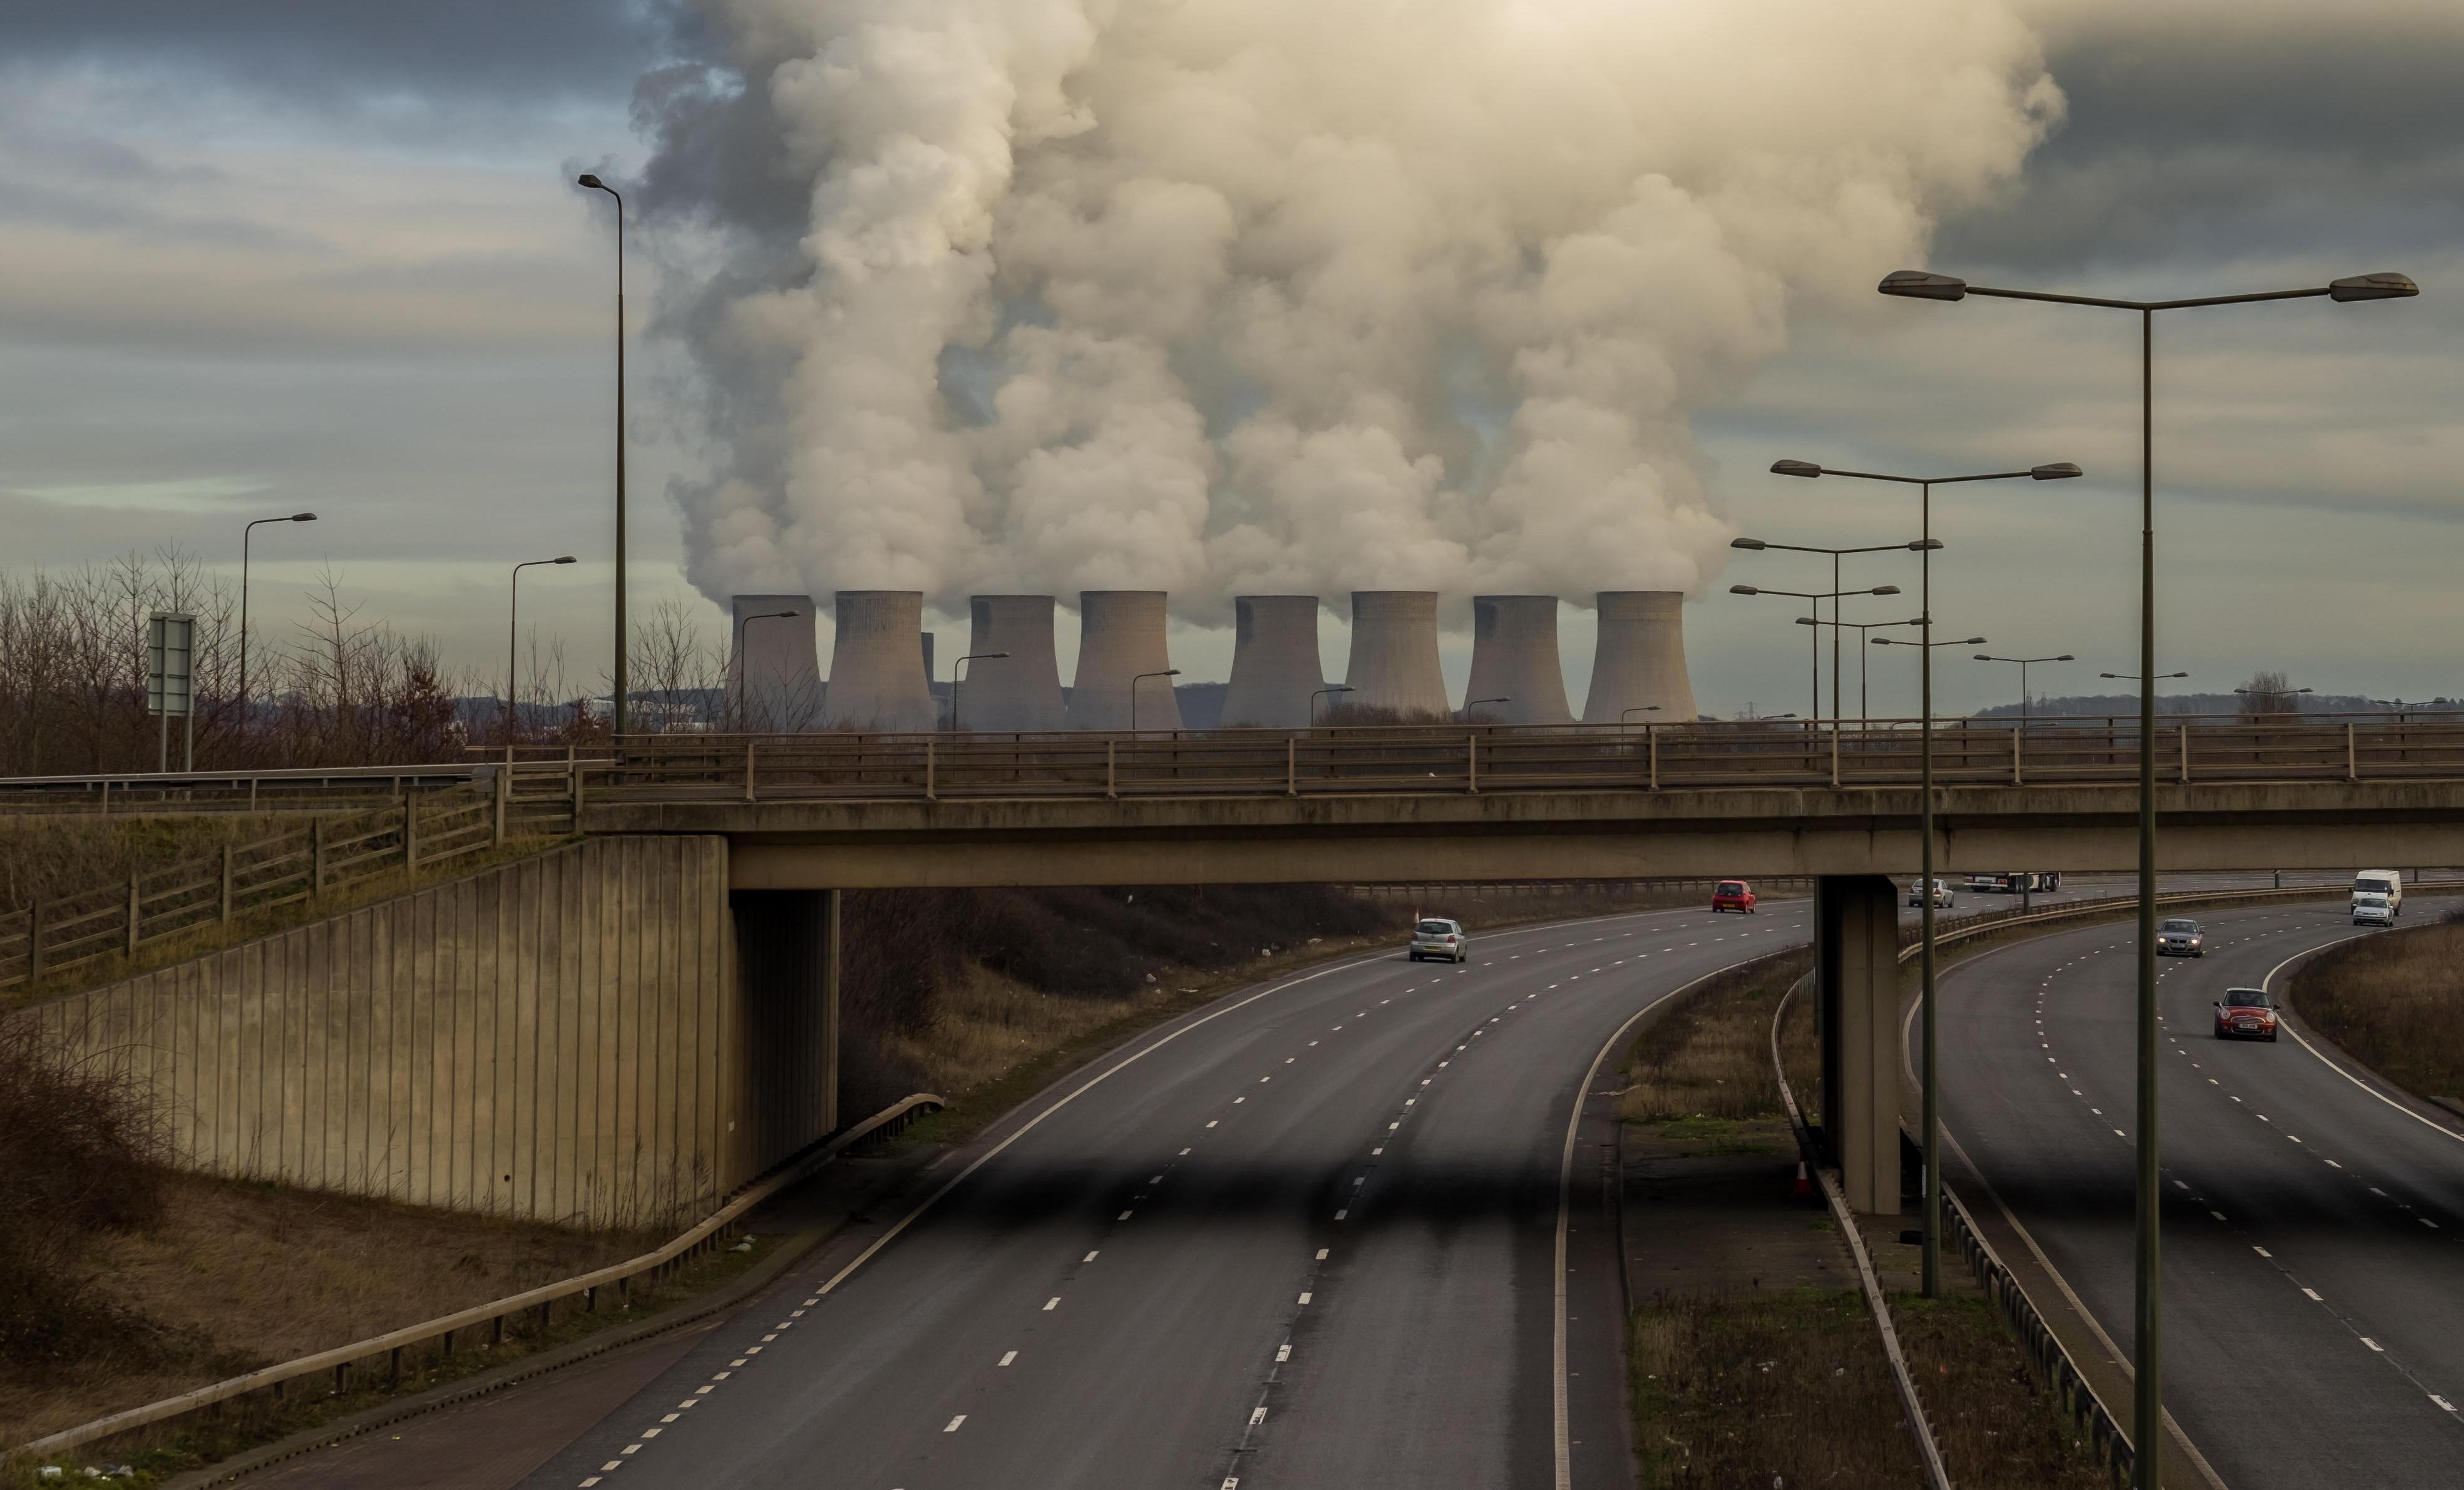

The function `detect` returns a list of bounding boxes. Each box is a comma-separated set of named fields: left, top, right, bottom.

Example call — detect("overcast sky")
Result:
left=8, top=1, right=2459, bottom=717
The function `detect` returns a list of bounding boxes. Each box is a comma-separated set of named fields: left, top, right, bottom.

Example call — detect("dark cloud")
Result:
left=1938, top=19, right=2464, bottom=271
left=0, top=0, right=694, bottom=103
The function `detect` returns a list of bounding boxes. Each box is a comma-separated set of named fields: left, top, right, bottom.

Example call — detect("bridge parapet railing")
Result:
left=587, top=715, right=2464, bottom=803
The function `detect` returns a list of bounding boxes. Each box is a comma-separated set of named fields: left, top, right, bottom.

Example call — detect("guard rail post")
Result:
left=2012, top=727, right=2023, bottom=786
left=220, top=843, right=234, bottom=921
left=403, top=796, right=419, bottom=873
left=1286, top=736, right=1296, bottom=797
left=125, top=871, right=140, bottom=955
left=2347, top=722, right=2358, bottom=783
left=1467, top=733, right=1479, bottom=794
left=1648, top=723, right=1658, bottom=790
left=312, top=817, right=327, bottom=893
left=2179, top=723, right=2190, bottom=784
left=744, top=739, right=757, bottom=803
left=26, top=899, right=43, bottom=983
left=491, top=759, right=508, bottom=846
left=924, top=739, right=937, bottom=801
left=1107, top=739, right=1117, bottom=800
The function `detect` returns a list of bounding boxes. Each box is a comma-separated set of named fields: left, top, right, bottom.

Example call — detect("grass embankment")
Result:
left=1621, top=950, right=2103, bottom=1489
left=2289, top=916, right=2464, bottom=1114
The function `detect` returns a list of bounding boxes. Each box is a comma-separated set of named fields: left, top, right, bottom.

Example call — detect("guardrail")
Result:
left=0, top=781, right=581, bottom=995
left=17, top=1092, right=946, bottom=1462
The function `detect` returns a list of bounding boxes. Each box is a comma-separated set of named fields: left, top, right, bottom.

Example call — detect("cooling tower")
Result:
left=729, top=594, right=821, bottom=731
left=1464, top=595, right=1574, bottom=724
left=1067, top=590, right=1181, bottom=731
left=1581, top=590, right=1699, bottom=724
left=1342, top=591, right=1450, bottom=719
left=1219, top=595, right=1327, bottom=727
left=958, top=595, right=1066, bottom=731
left=820, top=590, right=937, bottom=732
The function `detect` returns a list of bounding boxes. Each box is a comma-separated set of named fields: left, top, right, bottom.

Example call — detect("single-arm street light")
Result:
left=1310, top=685, right=1353, bottom=726
left=948, top=651, right=1010, bottom=731
left=737, top=609, right=802, bottom=731
left=507, top=556, right=578, bottom=737
left=577, top=173, right=629, bottom=737
left=1882, top=267, right=2415, bottom=1481
left=1730, top=583, right=1901, bottom=724
left=1620, top=704, right=1662, bottom=728
left=239, top=511, right=317, bottom=716
left=1774, top=456, right=2077, bottom=1304
left=1131, top=669, right=1180, bottom=734
left=1975, top=652, right=2076, bottom=726
left=1463, top=696, right=1511, bottom=720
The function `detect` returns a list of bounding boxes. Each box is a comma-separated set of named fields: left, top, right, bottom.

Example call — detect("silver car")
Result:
left=1409, top=918, right=1469, bottom=963
left=2157, top=918, right=2205, bottom=957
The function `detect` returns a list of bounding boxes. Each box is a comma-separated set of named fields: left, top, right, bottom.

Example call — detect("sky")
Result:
left=6, top=0, right=2459, bottom=718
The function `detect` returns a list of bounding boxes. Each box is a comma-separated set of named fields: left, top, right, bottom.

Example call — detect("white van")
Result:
left=2352, top=870, right=2403, bottom=919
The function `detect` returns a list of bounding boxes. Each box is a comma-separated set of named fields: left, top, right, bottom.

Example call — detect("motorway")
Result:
left=1936, top=895, right=2464, bottom=1489
left=520, top=900, right=1815, bottom=1490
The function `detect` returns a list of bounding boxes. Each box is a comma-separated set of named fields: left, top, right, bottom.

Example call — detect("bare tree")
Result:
left=2237, top=669, right=2301, bottom=721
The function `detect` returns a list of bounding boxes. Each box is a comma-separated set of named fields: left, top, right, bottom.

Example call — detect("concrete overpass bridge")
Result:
left=10, top=717, right=2453, bottom=1230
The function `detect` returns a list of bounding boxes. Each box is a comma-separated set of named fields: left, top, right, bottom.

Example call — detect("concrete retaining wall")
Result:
left=16, top=836, right=829, bottom=1230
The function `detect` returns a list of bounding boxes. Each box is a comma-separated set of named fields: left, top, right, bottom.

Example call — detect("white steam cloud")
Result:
left=644, top=0, right=2061, bottom=619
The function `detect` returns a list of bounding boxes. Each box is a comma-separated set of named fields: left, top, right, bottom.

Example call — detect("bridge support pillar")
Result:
left=1817, top=874, right=1901, bottom=1215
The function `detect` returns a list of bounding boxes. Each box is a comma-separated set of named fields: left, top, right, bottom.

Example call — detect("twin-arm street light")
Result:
left=1976, top=652, right=2075, bottom=726
left=239, top=511, right=317, bottom=714
left=577, top=173, right=629, bottom=737
left=1729, top=583, right=1902, bottom=724
left=1131, top=669, right=1181, bottom=734
left=948, top=652, right=1010, bottom=731
left=1732, top=537, right=1933, bottom=731
left=1799, top=615, right=1921, bottom=724
left=2102, top=671, right=2188, bottom=682
left=506, top=556, right=578, bottom=736
left=1882, top=265, right=2416, bottom=1484
left=1772, top=457, right=2076, bottom=1304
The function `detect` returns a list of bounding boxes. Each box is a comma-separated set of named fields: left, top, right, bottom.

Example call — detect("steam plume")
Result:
left=639, top=0, right=2061, bottom=619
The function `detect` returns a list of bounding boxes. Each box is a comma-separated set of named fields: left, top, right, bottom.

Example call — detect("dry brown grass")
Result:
left=0, top=814, right=300, bottom=915
left=0, top=1169, right=658, bottom=1446
left=1894, top=1292, right=2112, bottom=1489
left=1633, top=1287, right=1921, bottom=1487
left=1620, top=950, right=1811, bottom=1123
left=2290, top=918, right=2464, bottom=1109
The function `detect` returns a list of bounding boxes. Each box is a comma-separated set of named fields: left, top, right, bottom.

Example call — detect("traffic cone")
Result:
left=1792, top=1160, right=1812, bottom=1200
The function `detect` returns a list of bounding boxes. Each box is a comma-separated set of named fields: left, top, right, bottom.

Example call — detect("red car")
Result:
left=2214, top=987, right=2279, bottom=1042
left=1712, top=879, right=1758, bottom=915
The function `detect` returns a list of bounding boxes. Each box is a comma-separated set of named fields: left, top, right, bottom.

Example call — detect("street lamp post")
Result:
left=1733, top=537, right=1933, bottom=734
left=239, top=511, right=317, bottom=718
left=1463, top=696, right=1511, bottom=721
left=1975, top=652, right=2076, bottom=726
left=1728, top=583, right=1902, bottom=725
left=1310, top=686, right=1353, bottom=726
left=1771, top=457, right=2078, bottom=1302
left=1131, top=669, right=1181, bottom=734
left=948, top=652, right=1010, bottom=731
left=1798, top=615, right=1922, bottom=724
left=1620, top=705, right=1661, bottom=726
left=507, top=556, right=579, bottom=738
left=1881, top=267, right=2415, bottom=1482
left=577, top=173, right=629, bottom=738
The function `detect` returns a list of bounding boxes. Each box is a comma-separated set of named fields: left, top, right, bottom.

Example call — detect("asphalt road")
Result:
left=519, top=900, right=1814, bottom=1490
left=1934, top=895, right=2464, bottom=1489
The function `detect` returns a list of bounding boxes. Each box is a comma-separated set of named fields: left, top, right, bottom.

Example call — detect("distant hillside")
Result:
left=1974, top=692, right=2458, bottom=721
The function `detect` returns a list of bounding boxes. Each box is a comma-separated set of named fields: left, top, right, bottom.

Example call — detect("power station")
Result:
left=724, top=586, right=1698, bottom=731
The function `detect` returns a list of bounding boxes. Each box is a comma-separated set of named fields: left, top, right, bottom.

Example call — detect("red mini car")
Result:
left=2214, top=987, right=2279, bottom=1042
left=1712, top=879, right=1758, bottom=915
